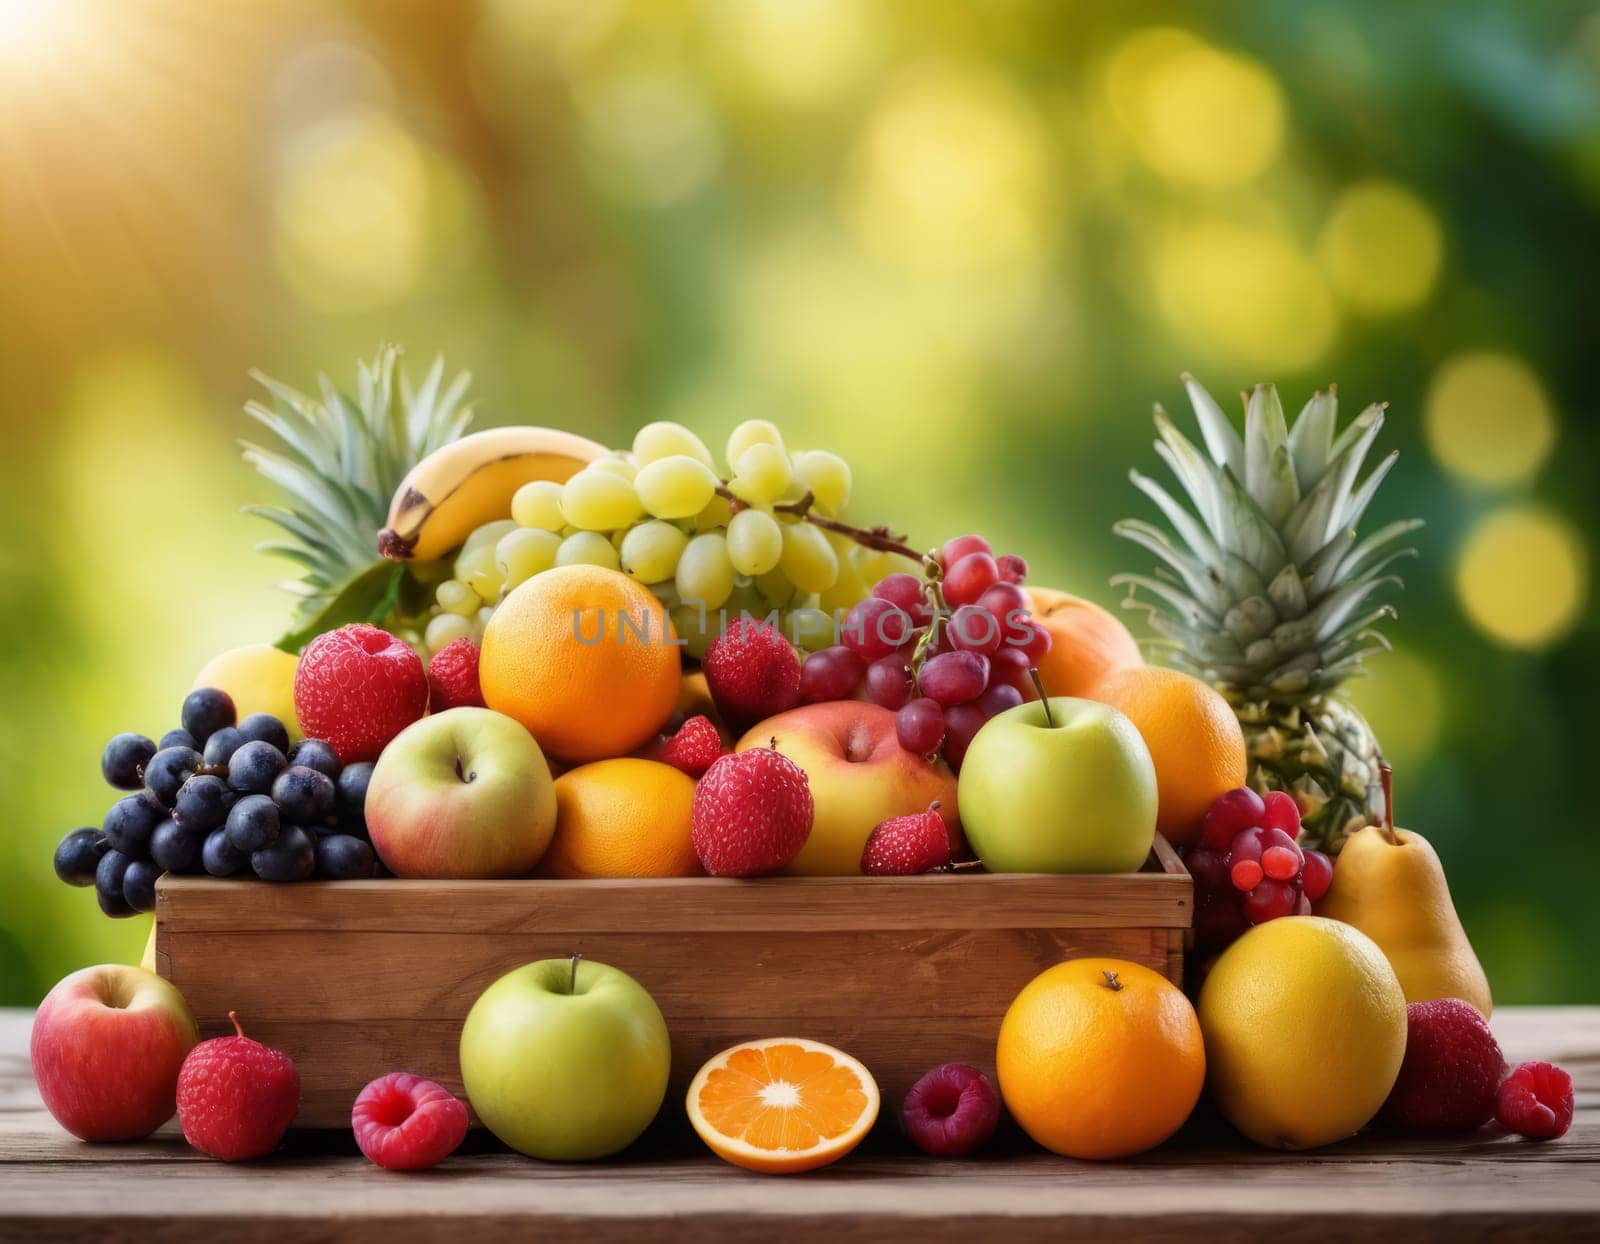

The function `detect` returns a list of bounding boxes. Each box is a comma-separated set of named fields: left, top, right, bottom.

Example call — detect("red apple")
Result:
left=31, top=965, right=198, bottom=1141
left=737, top=702, right=958, bottom=875
left=366, top=707, right=558, bottom=878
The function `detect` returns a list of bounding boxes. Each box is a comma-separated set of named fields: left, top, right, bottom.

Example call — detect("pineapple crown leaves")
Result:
left=1113, top=375, right=1421, bottom=702
left=240, top=345, right=474, bottom=628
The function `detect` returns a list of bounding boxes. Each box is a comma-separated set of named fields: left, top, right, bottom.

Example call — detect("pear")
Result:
left=1317, top=809, right=1492, bottom=1017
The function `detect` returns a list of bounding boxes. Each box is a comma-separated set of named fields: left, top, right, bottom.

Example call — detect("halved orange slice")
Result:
left=686, top=1038, right=880, bottom=1173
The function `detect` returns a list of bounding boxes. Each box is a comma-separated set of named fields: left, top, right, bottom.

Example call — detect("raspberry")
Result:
left=1496, top=1061, right=1574, bottom=1140
left=659, top=715, right=724, bottom=778
left=427, top=638, right=485, bottom=714
left=702, top=618, right=801, bottom=733
left=901, top=1063, right=1001, bottom=1156
left=294, top=624, right=429, bottom=763
left=1381, top=1000, right=1505, bottom=1132
left=352, top=1072, right=469, bottom=1170
left=176, top=1012, right=299, bottom=1161
left=691, top=747, right=813, bottom=877
left=861, top=804, right=951, bottom=876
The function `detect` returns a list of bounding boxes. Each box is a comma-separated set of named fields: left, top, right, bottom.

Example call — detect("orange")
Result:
left=481, top=565, right=680, bottom=763
left=1088, top=665, right=1245, bottom=847
left=539, top=758, right=701, bottom=878
left=686, top=1038, right=880, bottom=1173
left=997, top=958, right=1204, bottom=1160
left=1026, top=586, right=1144, bottom=699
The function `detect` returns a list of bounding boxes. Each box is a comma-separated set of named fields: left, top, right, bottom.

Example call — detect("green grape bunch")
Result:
left=421, top=419, right=919, bottom=660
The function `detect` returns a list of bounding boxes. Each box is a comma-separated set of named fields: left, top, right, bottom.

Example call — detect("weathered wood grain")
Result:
left=0, top=1008, right=1596, bottom=1242
left=154, top=867, right=1193, bottom=934
left=154, top=865, right=1190, bottom=1126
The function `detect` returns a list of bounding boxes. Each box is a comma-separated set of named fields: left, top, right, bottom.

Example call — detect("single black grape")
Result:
left=201, top=726, right=245, bottom=768
left=181, top=687, right=236, bottom=745
left=238, top=713, right=291, bottom=753
left=173, top=774, right=231, bottom=834
left=95, top=850, right=135, bottom=917
left=103, top=793, right=162, bottom=856
left=150, top=818, right=201, bottom=873
left=159, top=728, right=198, bottom=752
left=202, top=828, right=247, bottom=877
left=336, top=761, right=373, bottom=811
left=286, top=738, right=340, bottom=779
left=122, top=859, right=161, bottom=912
left=314, top=833, right=376, bottom=880
left=145, top=746, right=202, bottom=806
left=54, top=828, right=108, bottom=886
left=272, top=765, right=336, bottom=824
left=228, top=740, right=287, bottom=795
left=251, top=825, right=316, bottom=882
left=225, top=794, right=280, bottom=853
left=101, top=733, right=157, bottom=790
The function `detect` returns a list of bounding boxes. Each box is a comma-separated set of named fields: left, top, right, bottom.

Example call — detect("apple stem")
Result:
left=1380, top=762, right=1398, bottom=845
left=1101, top=971, right=1123, bottom=992
left=228, top=1010, right=244, bottom=1039
left=568, top=952, right=582, bottom=996
left=1028, top=669, right=1054, bottom=727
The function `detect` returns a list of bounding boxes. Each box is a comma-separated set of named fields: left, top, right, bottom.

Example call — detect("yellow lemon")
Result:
left=1198, top=916, right=1405, bottom=1150
left=193, top=644, right=303, bottom=739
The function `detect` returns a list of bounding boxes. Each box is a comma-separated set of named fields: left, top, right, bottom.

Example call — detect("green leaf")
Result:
left=274, top=561, right=407, bottom=655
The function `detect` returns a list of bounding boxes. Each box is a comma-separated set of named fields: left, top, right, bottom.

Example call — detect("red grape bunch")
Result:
left=797, top=534, right=1052, bottom=769
left=1184, top=787, right=1333, bottom=953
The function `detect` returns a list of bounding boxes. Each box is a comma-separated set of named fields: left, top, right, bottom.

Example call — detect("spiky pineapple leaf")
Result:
left=1287, top=388, right=1338, bottom=491
left=274, top=561, right=406, bottom=655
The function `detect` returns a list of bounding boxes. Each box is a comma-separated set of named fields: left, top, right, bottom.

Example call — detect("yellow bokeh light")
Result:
left=1348, top=645, right=1444, bottom=772
left=274, top=109, right=431, bottom=315
left=1425, top=352, right=1557, bottom=487
left=705, top=0, right=884, bottom=107
left=1105, top=28, right=1284, bottom=187
left=1153, top=218, right=1338, bottom=370
left=1456, top=506, right=1587, bottom=649
left=579, top=71, right=721, bottom=207
left=842, top=65, right=1054, bottom=275
left=477, top=0, right=623, bottom=64
left=1317, top=180, right=1444, bottom=315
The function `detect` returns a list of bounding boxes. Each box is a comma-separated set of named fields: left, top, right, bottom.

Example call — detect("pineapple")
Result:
left=1114, top=376, right=1420, bottom=853
left=241, top=346, right=473, bottom=649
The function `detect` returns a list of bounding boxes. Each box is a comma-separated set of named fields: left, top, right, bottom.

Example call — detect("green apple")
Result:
left=459, top=956, right=671, bottom=1161
left=958, top=697, right=1157, bottom=873
left=367, top=707, right=557, bottom=878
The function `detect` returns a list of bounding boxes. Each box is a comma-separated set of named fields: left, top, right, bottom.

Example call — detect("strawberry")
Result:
left=294, top=624, right=428, bottom=764
left=659, top=715, right=724, bottom=778
left=1380, top=999, right=1504, bottom=1131
left=702, top=618, right=801, bottom=732
left=691, top=747, right=812, bottom=877
left=176, top=1012, right=299, bottom=1161
left=861, top=803, right=951, bottom=875
left=427, top=638, right=485, bottom=714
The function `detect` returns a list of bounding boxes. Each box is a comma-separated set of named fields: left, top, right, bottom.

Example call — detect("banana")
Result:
left=378, top=426, right=610, bottom=562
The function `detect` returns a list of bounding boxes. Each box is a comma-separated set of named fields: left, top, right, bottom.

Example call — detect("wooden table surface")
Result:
left=1, top=1006, right=1595, bottom=1242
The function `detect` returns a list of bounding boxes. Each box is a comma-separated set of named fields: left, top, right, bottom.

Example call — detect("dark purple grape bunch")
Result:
left=53, top=687, right=380, bottom=918
left=797, top=534, right=1054, bottom=770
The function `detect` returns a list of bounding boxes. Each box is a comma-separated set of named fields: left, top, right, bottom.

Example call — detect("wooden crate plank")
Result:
left=155, top=866, right=1192, bottom=934
left=161, top=927, right=1167, bottom=1023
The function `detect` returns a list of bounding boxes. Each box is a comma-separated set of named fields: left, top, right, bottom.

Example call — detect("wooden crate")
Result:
left=153, top=837, right=1190, bottom=1128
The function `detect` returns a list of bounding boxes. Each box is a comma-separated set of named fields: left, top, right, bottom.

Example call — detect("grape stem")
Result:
left=719, top=485, right=930, bottom=565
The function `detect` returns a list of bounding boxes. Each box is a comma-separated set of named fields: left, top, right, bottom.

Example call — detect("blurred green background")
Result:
left=2, top=0, right=1596, bottom=1005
